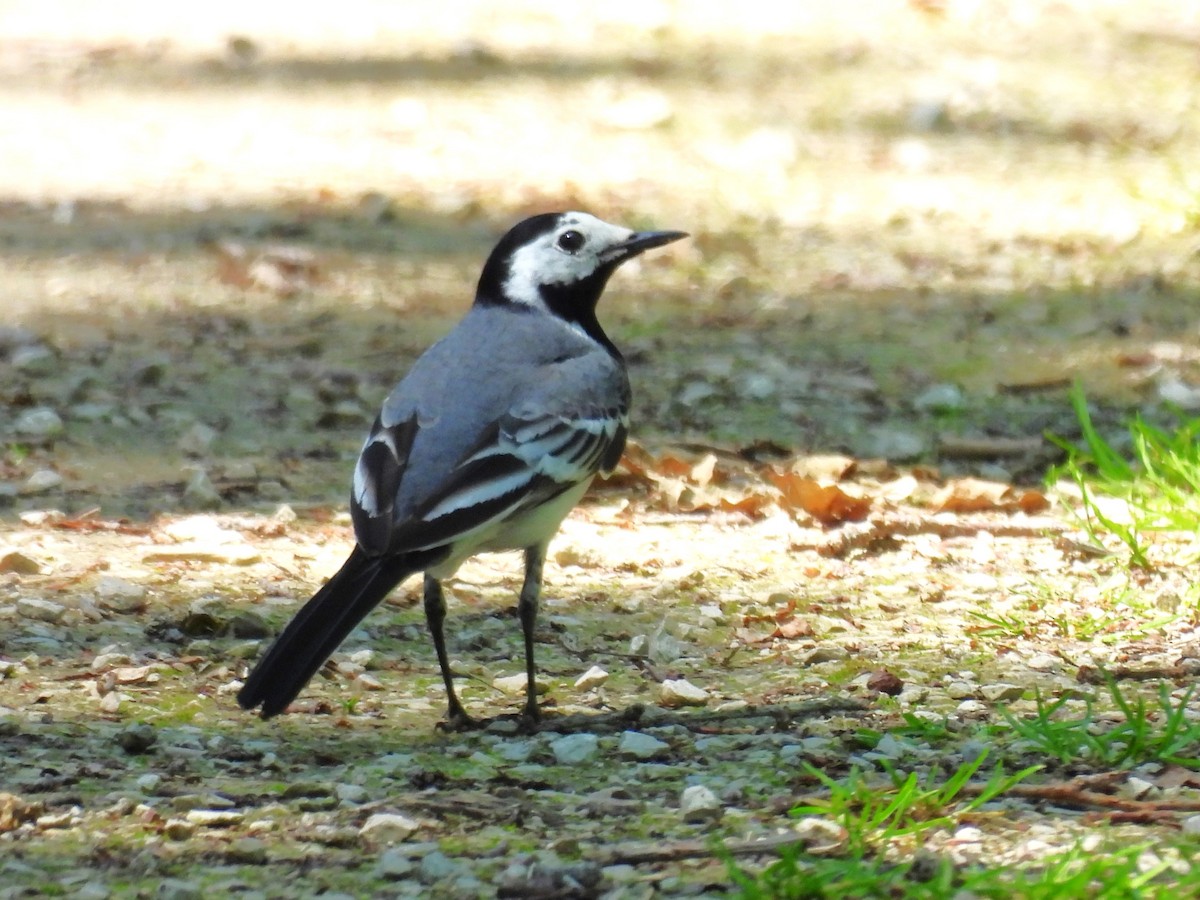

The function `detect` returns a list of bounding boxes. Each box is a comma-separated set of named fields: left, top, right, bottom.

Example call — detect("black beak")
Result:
left=606, top=229, right=689, bottom=263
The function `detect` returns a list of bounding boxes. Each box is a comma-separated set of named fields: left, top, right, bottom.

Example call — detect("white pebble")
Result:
left=679, top=784, right=723, bottom=823
left=659, top=678, right=709, bottom=708
left=17, top=596, right=67, bottom=624
left=491, top=673, right=528, bottom=695
left=22, top=469, right=63, bottom=494
left=574, top=665, right=609, bottom=691
left=185, top=809, right=244, bottom=827
left=14, top=408, right=64, bottom=438
left=360, top=812, right=419, bottom=845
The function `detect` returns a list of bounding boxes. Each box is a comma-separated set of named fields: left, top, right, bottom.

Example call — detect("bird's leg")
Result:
left=423, top=575, right=475, bottom=730
left=518, top=544, right=547, bottom=725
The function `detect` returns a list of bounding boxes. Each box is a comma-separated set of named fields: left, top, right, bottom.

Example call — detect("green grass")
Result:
left=855, top=711, right=956, bottom=748
left=724, top=752, right=1039, bottom=896
left=967, top=584, right=1178, bottom=645
left=792, top=752, right=1038, bottom=855
left=726, top=692, right=1200, bottom=897
left=997, top=678, right=1200, bottom=769
left=728, top=850, right=947, bottom=899
left=728, top=839, right=1198, bottom=900
left=1047, top=383, right=1200, bottom=567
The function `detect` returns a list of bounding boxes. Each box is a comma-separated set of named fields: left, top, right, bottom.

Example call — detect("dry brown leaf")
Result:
left=618, top=443, right=775, bottom=516
left=934, top=478, right=1051, bottom=515
left=743, top=597, right=798, bottom=626
left=0, top=794, right=43, bottom=834
left=866, top=669, right=904, bottom=696
left=878, top=475, right=920, bottom=503
left=655, top=454, right=694, bottom=479
left=649, top=477, right=687, bottom=510
left=768, top=470, right=872, bottom=525
left=1017, top=489, right=1051, bottom=514
left=615, top=443, right=657, bottom=483
left=249, top=247, right=320, bottom=297
left=1154, top=766, right=1200, bottom=791
left=690, top=453, right=718, bottom=487
left=784, top=454, right=858, bottom=481
left=773, top=618, right=815, bottom=640
left=112, top=666, right=154, bottom=684
left=718, top=492, right=775, bottom=518
left=736, top=627, right=774, bottom=645
left=674, top=485, right=717, bottom=513
left=1116, top=351, right=1157, bottom=368
left=932, top=478, right=1013, bottom=513
left=214, top=242, right=320, bottom=297
left=214, top=241, right=254, bottom=288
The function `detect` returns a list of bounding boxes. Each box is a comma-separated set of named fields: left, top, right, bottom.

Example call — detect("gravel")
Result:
left=618, top=730, right=670, bottom=760
left=360, top=812, right=420, bottom=845
left=549, top=733, right=601, bottom=765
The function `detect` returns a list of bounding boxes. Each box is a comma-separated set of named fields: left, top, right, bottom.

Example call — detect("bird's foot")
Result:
left=435, top=698, right=480, bottom=732
left=516, top=700, right=542, bottom=734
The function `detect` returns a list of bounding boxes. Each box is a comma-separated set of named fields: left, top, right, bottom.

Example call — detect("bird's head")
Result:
left=476, top=212, right=687, bottom=343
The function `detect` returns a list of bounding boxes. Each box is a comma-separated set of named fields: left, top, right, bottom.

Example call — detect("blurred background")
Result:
left=2, top=0, right=1199, bottom=516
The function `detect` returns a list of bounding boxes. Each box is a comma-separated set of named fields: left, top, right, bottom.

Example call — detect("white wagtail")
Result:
left=237, top=212, right=687, bottom=727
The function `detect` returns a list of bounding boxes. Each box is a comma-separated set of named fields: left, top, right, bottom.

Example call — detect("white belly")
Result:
left=425, top=478, right=592, bottom=579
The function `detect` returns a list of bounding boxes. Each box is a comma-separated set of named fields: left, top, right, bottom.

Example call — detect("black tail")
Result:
left=237, top=546, right=416, bottom=718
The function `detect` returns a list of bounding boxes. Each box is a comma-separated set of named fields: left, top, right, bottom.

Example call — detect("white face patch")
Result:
left=502, top=212, right=635, bottom=309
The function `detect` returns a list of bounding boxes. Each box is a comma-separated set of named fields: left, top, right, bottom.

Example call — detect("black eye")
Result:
left=556, top=230, right=584, bottom=253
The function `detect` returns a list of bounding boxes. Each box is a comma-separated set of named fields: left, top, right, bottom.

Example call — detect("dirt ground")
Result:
left=2, top=2, right=1200, bottom=897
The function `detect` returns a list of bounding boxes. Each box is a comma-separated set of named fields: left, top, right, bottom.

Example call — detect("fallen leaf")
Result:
left=1017, top=489, right=1050, bottom=514
left=933, top=478, right=1051, bottom=515
left=112, top=666, right=154, bottom=684
left=1115, top=351, right=1156, bottom=368
left=767, top=470, right=872, bottom=525
left=774, top=618, right=815, bottom=640
left=784, top=454, right=858, bottom=481
left=653, top=454, right=694, bottom=479
left=933, top=478, right=1013, bottom=513
left=1154, top=766, right=1200, bottom=791
left=866, top=670, right=904, bottom=696
left=248, top=248, right=320, bottom=297
left=878, top=475, right=920, bottom=502
left=0, top=794, right=43, bottom=833
left=718, top=492, right=776, bottom=517
left=214, top=242, right=320, bottom=297
left=690, top=453, right=718, bottom=487
left=743, top=597, right=798, bottom=626
left=615, top=441, right=658, bottom=483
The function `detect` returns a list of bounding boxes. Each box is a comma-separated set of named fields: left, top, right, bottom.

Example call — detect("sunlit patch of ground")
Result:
left=2, top=1, right=1200, bottom=895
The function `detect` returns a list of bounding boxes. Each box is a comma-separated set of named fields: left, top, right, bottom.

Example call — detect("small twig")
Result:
left=51, top=513, right=151, bottom=536
left=960, top=781, right=1200, bottom=814
left=529, top=697, right=866, bottom=735
left=1077, top=664, right=1194, bottom=684
left=815, top=513, right=1067, bottom=558
left=937, top=435, right=1046, bottom=460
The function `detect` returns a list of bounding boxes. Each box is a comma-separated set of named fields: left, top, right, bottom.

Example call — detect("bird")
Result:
left=237, top=211, right=687, bottom=729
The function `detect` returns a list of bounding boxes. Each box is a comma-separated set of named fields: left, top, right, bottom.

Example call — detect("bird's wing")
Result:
left=388, top=400, right=628, bottom=552
left=352, top=394, right=628, bottom=557
left=350, top=411, right=419, bottom=554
